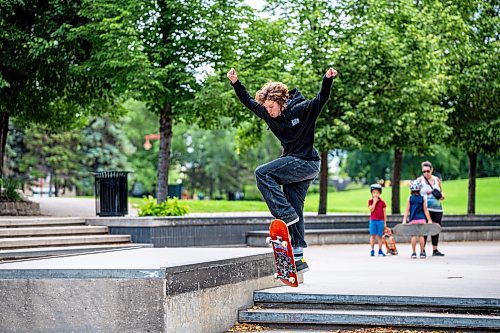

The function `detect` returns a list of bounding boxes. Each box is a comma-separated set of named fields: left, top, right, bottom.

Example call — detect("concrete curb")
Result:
left=239, top=308, right=500, bottom=330
left=253, top=292, right=500, bottom=309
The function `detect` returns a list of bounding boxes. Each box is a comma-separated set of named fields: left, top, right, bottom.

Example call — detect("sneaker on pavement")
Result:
left=411, top=253, right=417, bottom=259
left=295, top=258, right=310, bottom=273
left=433, top=250, right=445, bottom=256
left=370, top=249, right=375, bottom=257
left=420, top=252, right=427, bottom=259
left=378, top=249, right=386, bottom=257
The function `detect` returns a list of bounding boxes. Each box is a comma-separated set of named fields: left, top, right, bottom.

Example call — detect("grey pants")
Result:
left=255, top=156, right=320, bottom=248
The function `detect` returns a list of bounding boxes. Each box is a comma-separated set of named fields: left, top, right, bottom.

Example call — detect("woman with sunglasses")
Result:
left=418, top=161, right=446, bottom=256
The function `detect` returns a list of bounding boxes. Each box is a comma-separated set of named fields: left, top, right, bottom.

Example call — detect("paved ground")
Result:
left=264, top=241, right=500, bottom=299
left=1, top=240, right=499, bottom=300
left=31, top=197, right=139, bottom=217
left=30, top=197, right=365, bottom=217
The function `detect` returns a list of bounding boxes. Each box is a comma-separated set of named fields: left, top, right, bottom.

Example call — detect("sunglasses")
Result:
left=422, top=170, right=431, bottom=173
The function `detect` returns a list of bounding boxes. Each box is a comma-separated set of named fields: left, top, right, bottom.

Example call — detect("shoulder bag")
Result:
left=423, top=175, right=442, bottom=200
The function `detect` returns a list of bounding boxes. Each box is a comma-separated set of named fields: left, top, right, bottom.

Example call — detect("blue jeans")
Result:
left=255, top=156, right=320, bottom=249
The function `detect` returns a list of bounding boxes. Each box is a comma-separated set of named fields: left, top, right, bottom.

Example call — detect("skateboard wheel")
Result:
left=289, top=277, right=296, bottom=284
left=281, top=241, right=288, bottom=248
left=265, top=237, right=271, bottom=244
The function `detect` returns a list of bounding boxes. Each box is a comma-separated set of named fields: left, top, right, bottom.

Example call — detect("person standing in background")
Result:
left=418, top=161, right=445, bottom=256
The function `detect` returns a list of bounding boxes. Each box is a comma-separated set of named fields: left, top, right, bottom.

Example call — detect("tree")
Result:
left=0, top=0, right=148, bottom=177
left=5, top=117, right=131, bottom=196
left=120, top=0, right=253, bottom=203
left=338, top=0, right=451, bottom=213
left=441, top=0, right=499, bottom=214
left=265, top=0, right=355, bottom=214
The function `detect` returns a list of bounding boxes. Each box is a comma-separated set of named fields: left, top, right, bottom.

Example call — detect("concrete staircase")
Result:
left=238, top=292, right=500, bottom=331
left=0, top=217, right=149, bottom=260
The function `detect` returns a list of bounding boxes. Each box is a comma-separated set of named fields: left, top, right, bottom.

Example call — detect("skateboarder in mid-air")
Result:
left=227, top=67, right=337, bottom=273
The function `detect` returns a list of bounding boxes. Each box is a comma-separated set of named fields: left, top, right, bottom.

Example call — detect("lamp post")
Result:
left=143, top=133, right=160, bottom=150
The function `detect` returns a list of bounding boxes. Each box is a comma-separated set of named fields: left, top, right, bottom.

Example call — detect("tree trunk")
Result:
left=54, top=175, right=60, bottom=197
left=49, top=173, right=53, bottom=197
left=0, top=112, right=10, bottom=178
left=467, top=151, right=477, bottom=215
left=391, top=149, right=403, bottom=214
left=318, top=150, right=328, bottom=215
left=157, top=102, right=173, bottom=203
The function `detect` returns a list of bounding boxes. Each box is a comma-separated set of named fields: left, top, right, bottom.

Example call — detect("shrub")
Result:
left=138, top=196, right=189, bottom=216
left=0, top=178, right=22, bottom=202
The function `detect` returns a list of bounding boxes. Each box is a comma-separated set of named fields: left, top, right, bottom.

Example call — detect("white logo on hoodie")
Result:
left=291, top=118, right=300, bottom=126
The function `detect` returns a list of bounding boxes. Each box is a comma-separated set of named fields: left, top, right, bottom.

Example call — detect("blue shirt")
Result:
left=409, top=195, right=426, bottom=221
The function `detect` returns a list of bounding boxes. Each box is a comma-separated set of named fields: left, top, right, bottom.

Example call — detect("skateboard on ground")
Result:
left=383, top=227, right=398, bottom=255
left=394, top=223, right=442, bottom=236
left=266, top=219, right=298, bottom=287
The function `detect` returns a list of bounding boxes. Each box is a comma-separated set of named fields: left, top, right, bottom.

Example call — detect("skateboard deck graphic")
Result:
left=394, top=223, right=442, bottom=236
left=267, top=219, right=298, bottom=287
left=383, top=227, right=398, bottom=255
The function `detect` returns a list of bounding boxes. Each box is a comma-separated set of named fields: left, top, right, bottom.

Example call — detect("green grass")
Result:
left=304, top=177, right=500, bottom=214
left=130, top=177, right=499, bottom=214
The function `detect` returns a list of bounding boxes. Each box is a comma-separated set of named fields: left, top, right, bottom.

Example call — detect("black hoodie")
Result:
left=231, top=75, right=333, bottom=161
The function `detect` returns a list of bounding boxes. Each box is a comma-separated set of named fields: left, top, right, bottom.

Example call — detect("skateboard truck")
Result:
left=266, top=236, right=288, bottom=248
left=273, top=273, right=296, bottom=284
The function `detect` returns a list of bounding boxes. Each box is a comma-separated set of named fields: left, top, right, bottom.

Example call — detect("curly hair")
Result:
left=255, top=82, right=289, bottom=107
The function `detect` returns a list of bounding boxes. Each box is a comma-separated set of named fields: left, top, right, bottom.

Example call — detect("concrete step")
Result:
left=0, top=243, right=153, bottom=260
left=247, top=226, right=500, bottom=246
left=253, top=292, right=500, bottom=314
left=239, top=308, right=500, bottom=330
left=0, top=234, right=131, bottom=249
left=0, top=226, right=108, bottom=237
left=0, top=217, right=86, bottom=227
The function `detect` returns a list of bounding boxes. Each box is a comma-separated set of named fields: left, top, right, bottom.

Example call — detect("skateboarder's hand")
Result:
left=227, top=68, right=238, bottom=84
left=326, top=67, right=337, bottom=78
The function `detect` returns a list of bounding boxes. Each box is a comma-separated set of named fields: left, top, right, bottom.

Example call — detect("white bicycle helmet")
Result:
left=409, top=180, right=422, bottom=192
left=370, top=183, right=383, bottom=194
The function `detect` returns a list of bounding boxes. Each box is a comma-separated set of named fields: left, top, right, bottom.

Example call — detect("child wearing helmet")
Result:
left=402, top=180, right=433, bottom=259
left=368, top=183, right=387, bottom=257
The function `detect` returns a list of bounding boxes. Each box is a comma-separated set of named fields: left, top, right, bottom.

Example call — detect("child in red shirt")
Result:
left=368, top=184, right=387, bottom=256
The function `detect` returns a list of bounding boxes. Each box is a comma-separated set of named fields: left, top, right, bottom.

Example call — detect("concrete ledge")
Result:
left=0, top=201, right=41, bottom=216
left=85, top=214, right=500, bottom=248
left=0, top=248, right=280, bottom=333
left=247, top=226, right=500, bottom=246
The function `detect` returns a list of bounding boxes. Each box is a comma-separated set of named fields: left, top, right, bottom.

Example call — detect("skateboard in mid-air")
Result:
left=266, top=219, right=298, bottom=287
left=394, top=223, right=442, bottom=236
left=383, top=227, right=398, bottom=255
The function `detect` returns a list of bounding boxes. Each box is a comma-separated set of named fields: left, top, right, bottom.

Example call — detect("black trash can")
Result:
left=93, top=171, right=131, bottom=217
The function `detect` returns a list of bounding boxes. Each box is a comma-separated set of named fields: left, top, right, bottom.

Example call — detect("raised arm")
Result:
left=227, top=68, right=266, bottom=118
left=309, top=67, right=337, bottom=114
